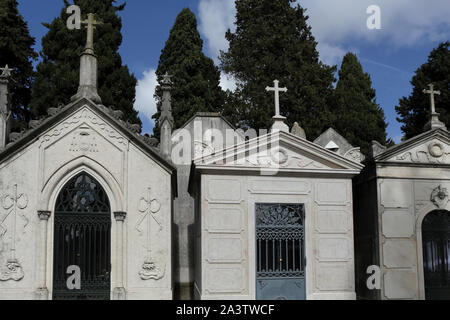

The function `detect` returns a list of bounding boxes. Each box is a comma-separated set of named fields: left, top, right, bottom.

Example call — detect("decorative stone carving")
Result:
left=69, top=130, right=99, bottom=153
left=0, top=260, right=24, bottom=281
left=40, top=108, right=127, bottom=147
left=291, top=122, right=306, bottom=139
left=136, top=188, right=165, bottom=280
left=114, top=211, right=127, bottom=222
left=0, top=185, right=28, bottom=282
left=431, top=185, right=449, bottom=209
left=395, top=141, right=450, bottom=164
left=139, top=260, right=165, bottom=281
left=140, top=134, right=159, bottom=148
left=37, top=211, right=51, bottom=221
left=370, top=141, right=387, bottom=158
left=344, top=147, right=364, bottom=163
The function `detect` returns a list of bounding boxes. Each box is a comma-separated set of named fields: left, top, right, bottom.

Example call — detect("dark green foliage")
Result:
left=396, top=42, right=449, bottom=139
left=334, top=53, right=388, bottom=154
left=0, top=0, right=37, bottom=130
left=220, top=0, right=336, bottom=139
left=152, top=8, right=224, bottom=138
left=31, top=0, right=140, bottom=126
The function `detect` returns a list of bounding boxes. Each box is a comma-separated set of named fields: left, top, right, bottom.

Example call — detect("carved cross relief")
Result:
left=0, top=185, right=28, bottom=281
left=136, top=188, right=165, bottom=280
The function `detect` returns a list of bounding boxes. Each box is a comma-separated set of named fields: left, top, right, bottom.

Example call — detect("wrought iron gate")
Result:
left=256, top=203, right=306, bottom=300
left=53, top=173, right=111, bottom=300
left=422, top=210, right=450, bottom=300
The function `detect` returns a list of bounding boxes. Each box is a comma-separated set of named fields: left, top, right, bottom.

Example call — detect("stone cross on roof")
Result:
left=266, top=80, right=287, bottom=118
left=81, top=13, right=102, bottom=52
left=423, top=83, right=446, bottom=131
left=161, top=72, right=173, bottom=87
left=0, top=65, right=13, bottom=78
left=70, top=13, right=102, bottom=103
left=423, top=83, right=441, bottom=114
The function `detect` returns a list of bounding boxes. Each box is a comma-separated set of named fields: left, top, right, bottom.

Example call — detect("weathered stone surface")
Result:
left=383, top=240, right=416, bottom=268
left=384, top=271, right=417, bottom=299
left=382, top=210, right=414, bottom=238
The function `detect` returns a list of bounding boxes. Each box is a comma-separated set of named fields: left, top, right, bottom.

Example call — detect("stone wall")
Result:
left=377, top=177, right=450, bottom=300
left=0, top=104, right=173, bottom=300
left=195, top=174, right=356, bottom=300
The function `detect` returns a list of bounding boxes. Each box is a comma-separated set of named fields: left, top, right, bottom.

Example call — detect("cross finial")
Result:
left=161, top=72, right=173, bottom=87
left=266, top=80, right=287, bottom=117
left=423, top=83, right=441, bottom=114
left=423, top=83, right=446, bottom=131
left=0, top=65, right=13, bottom=78
left=81, top=13, right=102, bottom=51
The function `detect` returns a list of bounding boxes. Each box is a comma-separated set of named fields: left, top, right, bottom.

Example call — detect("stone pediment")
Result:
left=374, top=129, right=450, bottom=165
left=194, top=131, right=363, bottom=175
left=0, top=97, right=175, bottom=173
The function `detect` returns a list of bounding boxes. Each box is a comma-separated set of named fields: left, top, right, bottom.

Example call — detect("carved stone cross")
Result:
left=81, top=13, right=102, bottom=50
left=0, top=65, right=13, bottom=78
left=161, top=72, right=173, bottom=86
left=266, top=80, right=287, bottom=117
left=423, top=83, right=441, bottom=114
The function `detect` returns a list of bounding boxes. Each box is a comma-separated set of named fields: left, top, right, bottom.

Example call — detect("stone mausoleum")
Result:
left=0, top=12, right=448, bottom=300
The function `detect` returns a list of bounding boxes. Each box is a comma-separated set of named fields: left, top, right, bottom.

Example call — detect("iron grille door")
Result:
left=53, top=173, right=111, bottom=300
left=422, top=210, right=450, bottom=300
left=256, top=203, right=306, bottom=300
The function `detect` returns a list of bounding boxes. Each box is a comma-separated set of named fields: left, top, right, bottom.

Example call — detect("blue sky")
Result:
left=17, top=0, right=450, bottom=142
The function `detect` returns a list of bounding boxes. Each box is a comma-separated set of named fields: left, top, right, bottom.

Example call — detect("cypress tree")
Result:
left=152, top=8, right=224, bottom=138
left=334, top=53, right=388, bottom=155
left=0, top=0, right=37, bottom=130
left=31, top=0, right=140, bottom=126
left=220, top=0, right=336, bottom=139
left=396, top=42, right=449, bottom=139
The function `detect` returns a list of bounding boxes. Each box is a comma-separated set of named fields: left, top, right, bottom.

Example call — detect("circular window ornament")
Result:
left=428, top=141, right=444, bottom=158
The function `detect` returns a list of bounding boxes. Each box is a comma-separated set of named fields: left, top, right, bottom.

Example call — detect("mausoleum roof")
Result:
left=0, top=97, right=177, bottom=176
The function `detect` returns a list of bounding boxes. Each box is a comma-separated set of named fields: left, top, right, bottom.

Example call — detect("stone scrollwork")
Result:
left=395, top=140, right=450, bottom=164
left=136, top=188, right=165, bottom=281
left=431, top=185, right=449, bottom=209
left=0, top=184, right=28, bottom=282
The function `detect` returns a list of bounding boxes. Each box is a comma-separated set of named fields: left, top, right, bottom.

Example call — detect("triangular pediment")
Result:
left=194, top=131, right=363, bottom=174
left=0, top=98, right=175, bottom=173
left=375, top=129, right=450, bottom=165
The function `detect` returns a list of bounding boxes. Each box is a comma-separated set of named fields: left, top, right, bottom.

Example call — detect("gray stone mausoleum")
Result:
left=0, top=13, right=448, bottom=300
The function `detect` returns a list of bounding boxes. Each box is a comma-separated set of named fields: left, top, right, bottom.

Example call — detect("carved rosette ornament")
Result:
left=431, top=185, right=449, bottom=209
left=136, top=188, right=165, bottom=280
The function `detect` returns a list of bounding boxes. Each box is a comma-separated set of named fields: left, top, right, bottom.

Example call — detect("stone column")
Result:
left=113, top=212, right=126, bottom=300
left=35, top=211, right=51, bottom=300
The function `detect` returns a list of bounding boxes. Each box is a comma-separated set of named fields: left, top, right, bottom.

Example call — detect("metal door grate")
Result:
left=256, top=203, right=305, bottom=300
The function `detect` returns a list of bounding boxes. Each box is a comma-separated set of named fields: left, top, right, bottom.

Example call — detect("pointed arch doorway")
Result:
left=52, top=172, right=112, bottom=300
left=422, top=210, right=450, bottom=300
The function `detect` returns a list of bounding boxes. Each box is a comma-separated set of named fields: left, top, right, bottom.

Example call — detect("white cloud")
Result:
left=300, top=0, right=450, bottom=53
left=134, top=68, right=158, bottom=125
left=198, top=0, right=236, bottom=64
left=198, top=0, right=450, bottom=68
